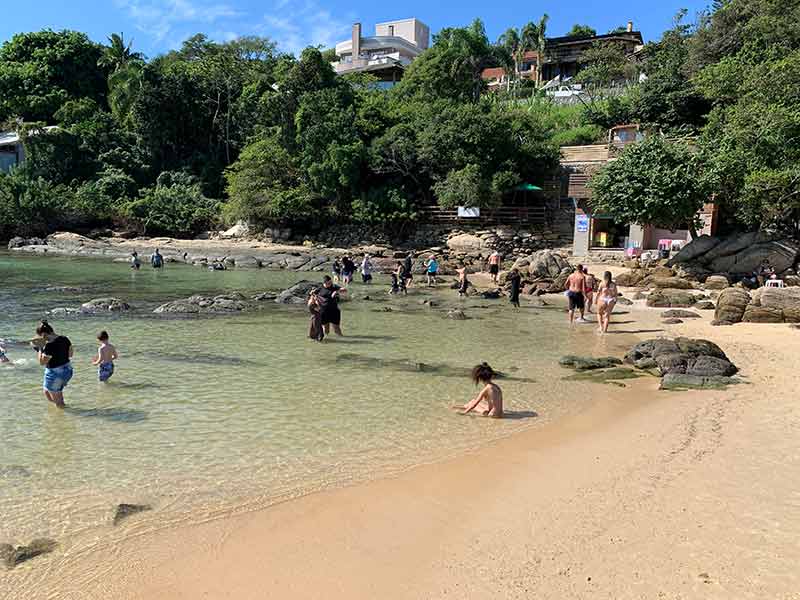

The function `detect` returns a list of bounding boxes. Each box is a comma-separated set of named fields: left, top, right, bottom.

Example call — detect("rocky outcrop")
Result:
left=668, top=233, right=800, bottom=277
left=1, top=538, right=58, bottom=568
left=625, top=337, right=737, bottom=381
left=714, top=288, right=751, bottom=324
left=154, top=293, right=250, bottom=313
left=446, top=233, right=486, bottom=253
left=646, top=289, right=698, bottom=307
left=660, top=373, right=739, bottom=390
left=615, top=270, right=647, bottom=287
left=275, top=281, right=319, bottom=305
left=647, top=277, right=695, bottom=290
left=80, top=298, right=131, bottom=313
left=742, top=287, right=800, bottom=323
left=512, top=249, right=571, bottom=279
left=7, top=236, right=46, bottom=249
left=704, top=275, right=730, bottom=290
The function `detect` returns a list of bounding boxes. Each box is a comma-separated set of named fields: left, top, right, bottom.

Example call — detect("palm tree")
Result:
left=524, top=14, right=549, bottom=86
left=99, top=33, right=146, bottom=125
left=98, top=33, right=144, bottom=73
left=497, top=27, right=520, bottom=91
left=497, top=15, right=549, bottom=93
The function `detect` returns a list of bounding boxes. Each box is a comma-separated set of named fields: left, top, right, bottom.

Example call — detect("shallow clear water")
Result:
left=0, top=251, right=635, bottom=571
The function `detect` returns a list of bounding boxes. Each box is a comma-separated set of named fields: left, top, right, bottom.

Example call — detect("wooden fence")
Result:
left=418, top=205, right=549, bottom=225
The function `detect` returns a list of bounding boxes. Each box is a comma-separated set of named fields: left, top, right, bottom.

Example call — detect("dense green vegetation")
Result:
left=1, top=0, right=799, bottom=239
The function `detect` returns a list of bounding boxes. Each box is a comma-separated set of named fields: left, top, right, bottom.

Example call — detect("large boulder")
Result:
left=714, top=288, right=751, bottom=324
left=667, top=235, right=721, bottom=265
left=615, top=270, right=647, bottom=287
left=702, top=231, right=769, bottom=263
left=704, top=275, right=730, bottom=290
left=647, top=277, right=695, bottom=290
left=517, top=249, right=572, bottom=279
left=708, top=239, right=799, bottom=275
left=446, top=234, right=485, bottom=253
left=742, top=305, right=784, bottom=323
left=275, top=281, right=319, bottom=304
left=646, top=289, right=697, bottom=307
left=626, top=337, right=737, bottom=380
left=80, top=298, right=131, bottom=313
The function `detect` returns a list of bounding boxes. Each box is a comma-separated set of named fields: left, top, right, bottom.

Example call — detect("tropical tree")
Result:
left=497, top=16, right=548, bottom=91
left=590, top=136, right=707, bottom=236
left=97, top=33, right=143, bottom=72
left=567, top=24, right=597, bottom=39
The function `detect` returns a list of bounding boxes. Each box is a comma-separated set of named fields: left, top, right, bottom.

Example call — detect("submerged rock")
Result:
left=80, top=297, right=131, bottom=313
left=113, top=503, right=152, bottom=525
left=659, top=373, right=738, bottom=390
left=2, top=538, right=58, bottom=568
left=563, top=367, right=644, bottom=386
left=154, top=293, right=249, bottom=314
left=275, top=281, right=318, bottom=304
left=447, top=309, right=468, bottom=320
left=559, top=356, right=623, bottom=371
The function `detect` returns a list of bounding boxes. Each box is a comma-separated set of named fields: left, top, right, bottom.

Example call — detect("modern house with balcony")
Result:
left=332, top=18, right=430, bottom=86
left=482, top=22, right=644, bottom=91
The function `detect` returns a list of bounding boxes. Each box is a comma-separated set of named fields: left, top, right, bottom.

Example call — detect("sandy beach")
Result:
left=10, top=281, right=800, bottom=600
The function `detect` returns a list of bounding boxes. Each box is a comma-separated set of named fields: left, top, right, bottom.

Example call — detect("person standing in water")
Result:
left=452, top=363, right=504, bottom=418
left=341, top=255, right=356, bottom=285
left=487, top=250, right=502, bottom=284
left=403, top=254, right=414, bottom=288
left=151, top=248, right=164, bottom=269
left=425, top=255, right=439, bottom=287
left=583, top=267, right=596, bottom=314
left=508, top=268, right=522, bottom=308
left=317, top=276, right=345, bottom=336
left=565, top=265, right=588, bottom=324
left=596, top=270, right=619, bottom=334
left=360, top=254, right=373, bottom=284
left=91, top=330, right=118, bottom=382
left=332, top=258, right=342, bottom=283
left=307, top=290, right=325, bottom=342
left=130, top=252, right=141, bottom=270
left=457, top=266, right=470, bottom=298
left=34, top=321, right=73, bottom=408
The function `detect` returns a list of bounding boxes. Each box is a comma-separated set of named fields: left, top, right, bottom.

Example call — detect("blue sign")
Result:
left=576, top=214, right=589, bottom=233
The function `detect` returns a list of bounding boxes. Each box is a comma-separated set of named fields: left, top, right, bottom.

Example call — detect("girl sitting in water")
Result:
left=452, top=363, right=504, bottom=418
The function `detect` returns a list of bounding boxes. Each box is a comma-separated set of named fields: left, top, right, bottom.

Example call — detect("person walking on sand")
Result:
left=426, top=255, right=439, bottom=287
left=91, top=330, right=118, bottom=382
left=452, top=362, right=504, bottom=418
left=508, top=268, right=522, bottom=308
left=317, top=276, right=345, bottom=336
left=583, top=267, right=596, bottom=314
left=151, top=248, right=164, bottom=269
left=596, top=271, right=619, bottom=334
left=34, top=321, right=73, bottom=409
left=566, top=265, right=588, bottom=324
left=403, top=254, right=414, bottom=289
left=488, top=250, right=501, bottom=284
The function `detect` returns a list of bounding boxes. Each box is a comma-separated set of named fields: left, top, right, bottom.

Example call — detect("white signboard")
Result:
left=457, top=206, right=481, bottom=218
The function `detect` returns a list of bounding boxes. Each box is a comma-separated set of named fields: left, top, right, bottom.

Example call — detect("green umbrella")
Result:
left=514, top=183, right=543, bottom=191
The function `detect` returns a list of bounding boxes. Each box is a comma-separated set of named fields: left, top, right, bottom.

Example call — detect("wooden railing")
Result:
left=418, top=205, right=549, bottom=225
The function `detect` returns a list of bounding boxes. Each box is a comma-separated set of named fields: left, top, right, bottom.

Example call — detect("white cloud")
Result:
left=262, top=0, right=351, bottom=54
left=115, top=0, right=244, bottom=43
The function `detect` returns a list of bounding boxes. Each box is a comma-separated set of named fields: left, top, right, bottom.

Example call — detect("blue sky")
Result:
left=1, top=0, right=714, bottom=58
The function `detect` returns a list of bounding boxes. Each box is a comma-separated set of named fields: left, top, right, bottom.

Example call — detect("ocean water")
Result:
left=0, top=250, right=635, bottom=585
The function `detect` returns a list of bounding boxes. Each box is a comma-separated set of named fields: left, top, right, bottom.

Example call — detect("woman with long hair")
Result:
left=34, top=320, right=74, bottom=408
left=596, top=271, right=618, bottom=334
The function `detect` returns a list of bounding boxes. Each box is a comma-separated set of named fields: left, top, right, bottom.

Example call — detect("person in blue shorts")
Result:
left=91, top=330, right=118, bottom=382
left=35, top=320, right=73, bottom=408
left=425, top=254, right=439, bottom=287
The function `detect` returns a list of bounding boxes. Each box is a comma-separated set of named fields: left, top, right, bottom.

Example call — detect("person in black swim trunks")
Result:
left=565, top=265, right=587, bottom=324
left=316, top=276, right=345, bottom=336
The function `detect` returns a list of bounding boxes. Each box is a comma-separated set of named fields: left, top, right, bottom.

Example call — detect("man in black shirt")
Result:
left=316, top=276, right=345, bottom=336
left=35, top=320, right=74, bottom=408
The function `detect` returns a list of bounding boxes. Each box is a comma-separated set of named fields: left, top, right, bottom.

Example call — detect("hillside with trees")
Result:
left=1, top=0, right=799, bottom=240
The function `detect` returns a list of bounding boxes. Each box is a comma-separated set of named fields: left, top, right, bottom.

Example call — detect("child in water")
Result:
left=91, top=330, right=118, bottom=382
left=389, top=273, right=400, bottom=295
left=452, top=363, right=504, bottom=418
left=308, top=290, right=325, bottom=342
left=0, top=343, right=9, bottom=363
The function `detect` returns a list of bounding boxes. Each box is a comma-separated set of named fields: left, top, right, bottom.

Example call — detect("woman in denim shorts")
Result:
left=35, top=320, right=74, bottom=409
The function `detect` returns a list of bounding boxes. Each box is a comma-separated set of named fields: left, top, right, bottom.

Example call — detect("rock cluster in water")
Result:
left=1, top=538, right=58, bottom=568
left=113, top=503, right=152, bottom=525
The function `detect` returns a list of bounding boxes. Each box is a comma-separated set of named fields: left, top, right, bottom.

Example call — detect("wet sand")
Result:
left=15, top=290, right=800, bottom=599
